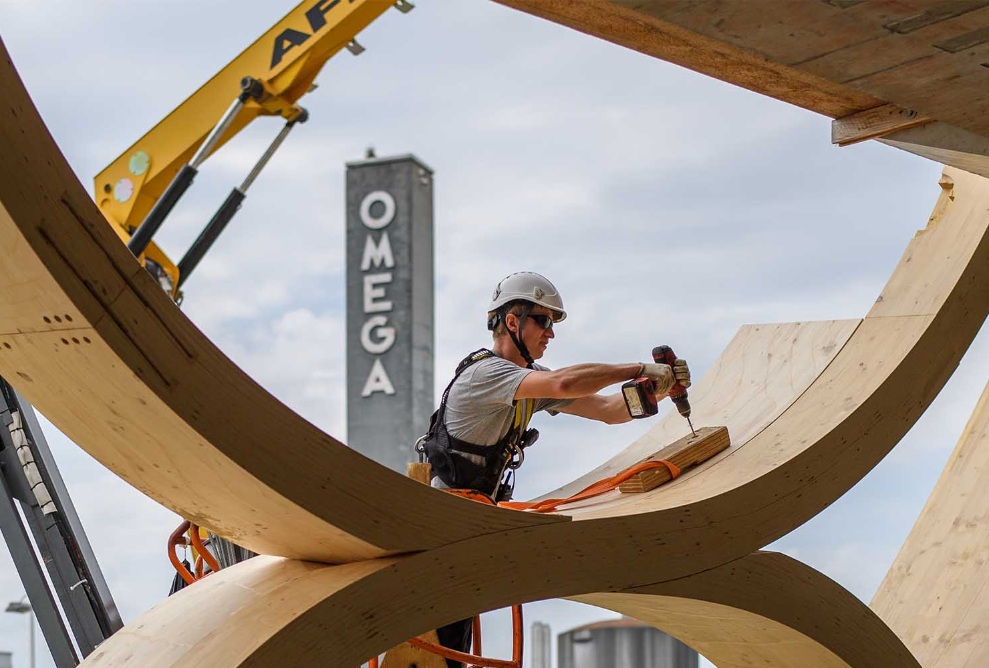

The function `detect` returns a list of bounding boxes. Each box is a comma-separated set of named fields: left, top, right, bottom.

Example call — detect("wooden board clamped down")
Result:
left=619, top=426, right=730, bottom=494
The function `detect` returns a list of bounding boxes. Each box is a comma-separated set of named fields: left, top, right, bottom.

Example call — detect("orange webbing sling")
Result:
left=447, top=458, right=681, bottom=514
left=499, top=459, right=680, bottom=513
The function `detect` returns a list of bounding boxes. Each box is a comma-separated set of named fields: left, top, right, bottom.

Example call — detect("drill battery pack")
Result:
left=622, top=377, right=658, bottom=419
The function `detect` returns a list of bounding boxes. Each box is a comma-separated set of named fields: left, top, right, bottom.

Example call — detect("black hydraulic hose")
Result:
left=127, top=91, right=253, bottom=259
left=175, top=114, right=305, bottom=289
left=176, top=188, right=245, bottom=289
left=126, top=164, right=197, bottom=257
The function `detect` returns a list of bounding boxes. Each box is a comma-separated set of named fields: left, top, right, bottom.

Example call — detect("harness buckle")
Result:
left=506, top=442, right=525, bottom=470
left=414, top=434, right=427, bottom=463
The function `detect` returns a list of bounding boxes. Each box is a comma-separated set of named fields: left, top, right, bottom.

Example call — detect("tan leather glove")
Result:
left=640, top=363, right=675, bottom=395
left=673, top=358, right=691, bottom=388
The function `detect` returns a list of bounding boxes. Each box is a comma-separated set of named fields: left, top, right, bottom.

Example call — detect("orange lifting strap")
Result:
left=167, top=520, right=221, bottom=585
left=500, top=459, right=680, bottom=513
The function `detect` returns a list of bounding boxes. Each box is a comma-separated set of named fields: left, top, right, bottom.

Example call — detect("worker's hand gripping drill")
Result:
left=621, top=346, right=694, bottom=435
left=652, top=345, right=695, bottom=436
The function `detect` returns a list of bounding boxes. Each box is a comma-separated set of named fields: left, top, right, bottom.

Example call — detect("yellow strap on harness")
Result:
left=513, top=398, right=535, bottom=433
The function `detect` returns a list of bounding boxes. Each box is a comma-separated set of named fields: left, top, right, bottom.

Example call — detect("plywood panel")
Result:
left=541, top=318, right=860, bottom=503
left=872, top=376, right=989, bottom=667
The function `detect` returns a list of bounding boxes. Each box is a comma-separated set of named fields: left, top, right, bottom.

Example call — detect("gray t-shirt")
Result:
left=445, top=356, right=572, bottom=445
left=431, top=355, right=573, bottom=490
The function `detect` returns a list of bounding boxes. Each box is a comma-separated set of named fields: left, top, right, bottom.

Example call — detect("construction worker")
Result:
left=420, top=271, right=690, bottom=667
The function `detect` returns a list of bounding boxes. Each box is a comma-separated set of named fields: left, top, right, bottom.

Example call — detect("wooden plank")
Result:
left=618, top=427, right=730, bottom=494
left=406, top=462, right=432, bottom=485
left=832, top=103, right=934, bottom=146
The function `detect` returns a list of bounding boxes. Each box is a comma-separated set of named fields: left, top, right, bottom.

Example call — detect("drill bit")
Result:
left=686, top=416, right=697, bottom=438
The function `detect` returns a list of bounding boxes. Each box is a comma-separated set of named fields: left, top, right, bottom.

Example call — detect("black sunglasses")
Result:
left=527, top=313, right=557, bottom=330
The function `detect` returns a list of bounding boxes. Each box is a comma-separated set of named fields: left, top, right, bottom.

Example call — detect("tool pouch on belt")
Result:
left=420, top=411, right=459, bottom=486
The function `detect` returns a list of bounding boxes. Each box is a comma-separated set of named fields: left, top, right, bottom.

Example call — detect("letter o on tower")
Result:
left=360, top=191, right=396, bottom=230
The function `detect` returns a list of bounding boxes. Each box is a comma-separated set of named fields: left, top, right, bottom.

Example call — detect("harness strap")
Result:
left=439, top=349, right=535, bottom=459
left=424, top=348, right=540, bottom=498
left=439, top=348, right=496, bottom=410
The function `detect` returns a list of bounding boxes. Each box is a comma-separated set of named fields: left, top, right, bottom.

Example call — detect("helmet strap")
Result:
left=507, top=303, right=535, bottom=368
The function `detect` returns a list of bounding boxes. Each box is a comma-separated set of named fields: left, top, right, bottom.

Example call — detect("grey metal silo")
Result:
left=557, top=617, right=697, bottom=668
left=532, top=621, right=552, bottom=668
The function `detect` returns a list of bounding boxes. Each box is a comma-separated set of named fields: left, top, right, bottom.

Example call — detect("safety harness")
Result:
left=418, top=348, right=539, bottom=501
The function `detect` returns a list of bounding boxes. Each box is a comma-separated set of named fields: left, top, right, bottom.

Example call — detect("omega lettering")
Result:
left=361, top=233, right=394, bottom=271
left=360, top=316, right=395, bottom=356
left=363, top=273, right=393, bottom=313
left=358, top=190, right=397, bottom=397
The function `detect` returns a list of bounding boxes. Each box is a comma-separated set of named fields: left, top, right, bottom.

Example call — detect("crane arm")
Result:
left=94, top=0, right=399, bottom=237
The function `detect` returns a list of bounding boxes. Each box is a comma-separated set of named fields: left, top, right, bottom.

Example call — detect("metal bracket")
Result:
left=346, top=39, right=366, bottom=56
left=394, top=0, right=414, bottom=14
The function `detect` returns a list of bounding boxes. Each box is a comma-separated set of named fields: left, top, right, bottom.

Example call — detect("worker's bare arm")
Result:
left=514, top=363, right=641, bottom=401
left=559, top=393, right=631, bottom=424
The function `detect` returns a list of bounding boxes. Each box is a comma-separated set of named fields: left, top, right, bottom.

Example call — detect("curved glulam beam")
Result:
left=84, top=551, right=917, bottom=667
left=577, top=552, right=918, bottom=668
left=0, top=38, right=564, bottom=563
left=552, top=170, right=989, bottom=563
left=872, top=375, right=989, bottom=665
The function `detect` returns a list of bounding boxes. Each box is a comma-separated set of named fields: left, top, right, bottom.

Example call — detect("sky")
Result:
left=0, top=1, right=985, bottom=667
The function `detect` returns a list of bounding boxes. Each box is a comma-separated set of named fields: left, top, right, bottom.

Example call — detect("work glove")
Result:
left=673, top=358, right=691, bottom=388
left=640, top=363, right=675, bottom=395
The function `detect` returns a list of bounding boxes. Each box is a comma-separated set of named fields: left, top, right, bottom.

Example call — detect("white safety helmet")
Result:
left=487, top=272, right=567, bottom=328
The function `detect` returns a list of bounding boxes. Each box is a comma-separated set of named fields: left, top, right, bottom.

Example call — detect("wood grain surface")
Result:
left=493, top=0, right=989, bottom=172
left=579, top=552, right=920, bottom=668
left=872, top=375, right=989, bottom=666
left=84, top=550, right=918, bottom=667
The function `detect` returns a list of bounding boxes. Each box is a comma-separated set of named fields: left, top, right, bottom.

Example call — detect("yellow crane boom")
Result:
left=94, top=0, right=406, bottom=295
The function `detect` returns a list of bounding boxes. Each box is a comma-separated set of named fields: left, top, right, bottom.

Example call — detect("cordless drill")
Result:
left=621, top=345, right=696, bottom=436
left=653, top=345, right=696, bottom=436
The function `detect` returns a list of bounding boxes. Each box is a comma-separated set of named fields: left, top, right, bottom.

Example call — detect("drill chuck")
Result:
left=653, top=344, right=692, bottom=417
left=671, top=394, right=691, bottom=418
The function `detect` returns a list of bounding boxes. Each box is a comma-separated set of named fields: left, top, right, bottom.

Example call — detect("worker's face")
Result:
left=510, top=305, right=556, bottom=359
